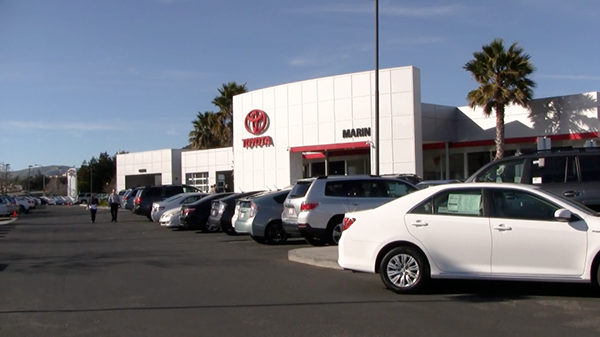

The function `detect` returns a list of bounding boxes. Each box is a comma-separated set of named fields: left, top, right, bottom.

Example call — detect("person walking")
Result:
left=89, top=194, right=99, bottom=223
left=108, top=189, right=121, bottom=222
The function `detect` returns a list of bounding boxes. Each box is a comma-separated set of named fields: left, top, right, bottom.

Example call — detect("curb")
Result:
left=288, top=246, right=342, bottom=270
left=0, top=218, right=17, bottom=225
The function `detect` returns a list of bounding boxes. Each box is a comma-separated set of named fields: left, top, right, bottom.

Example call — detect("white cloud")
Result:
left=289, top=58, right=312, bottom=67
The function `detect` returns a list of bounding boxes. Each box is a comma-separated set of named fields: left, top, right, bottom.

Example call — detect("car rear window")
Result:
left=288, top=182, right=312, bottom=199
left=145, top=187, right=162, bottom=197
left=273, top=191, right=289, bottom=203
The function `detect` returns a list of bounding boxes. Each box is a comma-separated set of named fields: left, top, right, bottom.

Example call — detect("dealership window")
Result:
left=186, top=172, right=209, bottom=192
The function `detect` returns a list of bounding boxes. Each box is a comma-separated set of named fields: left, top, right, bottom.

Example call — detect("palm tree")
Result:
left=188, top=112, right=219, bottom=149
left=464, top=38, right=536, bottom=160
left=211, top=82, right=248, bottom=146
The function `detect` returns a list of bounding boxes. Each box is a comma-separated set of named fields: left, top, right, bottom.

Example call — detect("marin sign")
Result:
left=342, top=127, right=371, bottom=138
left=243, top=109, right=274, bottom=149
left=244, top=109, right=269, bottom=135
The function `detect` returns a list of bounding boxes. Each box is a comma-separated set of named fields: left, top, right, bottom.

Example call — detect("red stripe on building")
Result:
left=423, top=132, right=599, bottom=150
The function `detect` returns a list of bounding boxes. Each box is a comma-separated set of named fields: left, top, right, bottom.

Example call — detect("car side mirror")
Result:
left=554, top=209, right=572, bottom=222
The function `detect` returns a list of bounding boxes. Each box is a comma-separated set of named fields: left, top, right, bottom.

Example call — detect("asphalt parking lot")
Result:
left=2, top=206, right=600, bottom=337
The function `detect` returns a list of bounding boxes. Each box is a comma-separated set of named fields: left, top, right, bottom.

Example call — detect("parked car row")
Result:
left=138, top=175, right=420, bottom=247
left=118, top=147, right=600, bottom=295
left=0, top=194, right=51, bottom=216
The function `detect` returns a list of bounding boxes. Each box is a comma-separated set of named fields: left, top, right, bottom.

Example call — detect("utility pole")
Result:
left=28, top=165, right=32, bottom=191
left=6, top=164, right=9, bottom=193
left=90, top=165, right=93, bottom=194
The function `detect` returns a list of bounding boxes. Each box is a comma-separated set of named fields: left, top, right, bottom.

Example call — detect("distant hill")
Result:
left=9, top=166, right=73, bottom=179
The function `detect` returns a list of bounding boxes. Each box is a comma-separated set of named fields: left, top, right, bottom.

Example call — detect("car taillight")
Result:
left=250, top=202, right=260, bottom=218
left=300, top=202, right=319, bottom=211
left=135, top=197, right=141, bottom=204
left=183, top=207, right=195, bottom=216
left=218, top=202, right=226, bottom=215
left=342, top=217, right=356, bottom=231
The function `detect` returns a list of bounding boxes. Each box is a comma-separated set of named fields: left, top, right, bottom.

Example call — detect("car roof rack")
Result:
left=535, top=146, right=600, bottom=153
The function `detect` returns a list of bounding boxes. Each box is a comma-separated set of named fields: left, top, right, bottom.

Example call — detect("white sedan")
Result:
left=338, top=182, right=600, bottom=294
left=150, top=192, right=208, bottom=222
left=159, top=208, right=182, bottom=228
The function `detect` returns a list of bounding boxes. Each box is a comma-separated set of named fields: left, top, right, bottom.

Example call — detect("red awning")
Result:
left=290, top=141, right=370, bottom=153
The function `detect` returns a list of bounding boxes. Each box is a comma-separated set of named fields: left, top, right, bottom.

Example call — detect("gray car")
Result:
left=466, top=149, right=600, bottom=211
left=281, top=175, right=417, bottom=246
left=233, top=189, right=291, bottom=244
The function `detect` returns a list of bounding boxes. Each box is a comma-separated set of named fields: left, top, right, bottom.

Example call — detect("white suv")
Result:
left=78, top=193, right=91, bottom=204
left=281, top=175, right=417, bottom=246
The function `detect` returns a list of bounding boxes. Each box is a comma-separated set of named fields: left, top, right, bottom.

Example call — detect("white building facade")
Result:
left=116, top=66, right=599, bottom=192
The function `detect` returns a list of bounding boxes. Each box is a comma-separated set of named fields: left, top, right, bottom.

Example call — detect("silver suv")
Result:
left=281, top=175, right=417, bottom=246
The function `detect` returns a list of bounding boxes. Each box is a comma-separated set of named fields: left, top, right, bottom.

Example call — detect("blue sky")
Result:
left=1, top=0, right=598, bottom=172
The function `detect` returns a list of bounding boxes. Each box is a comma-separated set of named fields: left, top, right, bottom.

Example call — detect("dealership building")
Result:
left=116, top=66, right=600, bottom=192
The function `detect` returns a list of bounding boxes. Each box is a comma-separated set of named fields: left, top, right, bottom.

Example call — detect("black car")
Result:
left=179, top=192, right=235, bottom=231
left=133, top=185, right=199, bottom=220
left=206, top=191, right=264, bottom=235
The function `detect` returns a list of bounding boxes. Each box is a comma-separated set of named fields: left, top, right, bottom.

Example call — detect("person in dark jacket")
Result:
left=89, top=194, right=99, bottom=223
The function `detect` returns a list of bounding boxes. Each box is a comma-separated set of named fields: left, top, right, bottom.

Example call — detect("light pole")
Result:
left=28, top=165, right=32, bottom=191
left=2, top=163, right=8, bottom=194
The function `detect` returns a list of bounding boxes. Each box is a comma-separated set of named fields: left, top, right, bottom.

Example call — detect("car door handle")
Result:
left=563, top=191, right=580, bottom=197
left=411, top=221, right=428, bottom=227
left=493, top=224, right=512, bottom=231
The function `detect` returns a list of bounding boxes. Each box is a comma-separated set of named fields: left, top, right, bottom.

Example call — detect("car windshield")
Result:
left=544, top=189, right=600, bottom=217
left=162, top=194, right=184, bottom=203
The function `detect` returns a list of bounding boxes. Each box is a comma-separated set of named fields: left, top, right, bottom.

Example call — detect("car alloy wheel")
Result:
left=265, top=222, right=287, bottom=245
left=331, top=222, right=343, bottom=245
left=326, top=217, right=344, bottom=245
left=205, top=222, right=220, bottom=233
left=380, top=246, right=428, bottom=294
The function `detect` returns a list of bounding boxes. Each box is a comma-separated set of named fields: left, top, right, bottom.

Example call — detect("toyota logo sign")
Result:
left=244, top=109, right=269, bottom=135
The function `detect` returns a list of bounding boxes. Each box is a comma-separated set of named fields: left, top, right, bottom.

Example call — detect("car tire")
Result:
left=326, top=218, right=344, bottom=245
left=264, top=221, right=287, bottom=245
left=594, top=261, right=600, bottom=291
left=199, top=217, right=215, bottom=233
left=380, top=246, right=429, bottom=294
